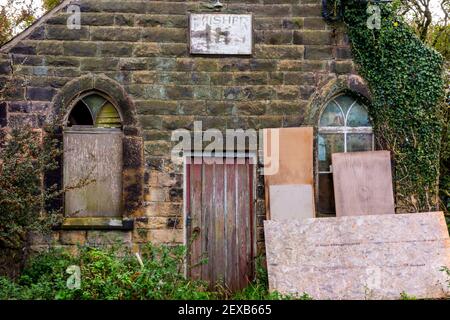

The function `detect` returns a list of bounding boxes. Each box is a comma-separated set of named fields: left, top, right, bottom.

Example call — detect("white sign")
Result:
left=189, top=14, right=253, bottom=55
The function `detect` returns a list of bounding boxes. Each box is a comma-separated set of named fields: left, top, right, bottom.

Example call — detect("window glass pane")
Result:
left=334, top=95, right=355, bottom=115
left=347, top=133, right=373, bottom=152
left=347, top=103, right=370, bottom=127
left=318, top=173, right=335, bottom=214
left=95, top=103, right=122, bottom=128
left=319, top=101, right=344, bottom=127
left=82, top=94, right=107, bottom=119
left=67, top=101, right=94, bottom=126
left=318, top=133, right=344, bottom=171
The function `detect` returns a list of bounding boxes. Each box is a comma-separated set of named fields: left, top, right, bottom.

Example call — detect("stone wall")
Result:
left=0, top=0, right=357, bottom=254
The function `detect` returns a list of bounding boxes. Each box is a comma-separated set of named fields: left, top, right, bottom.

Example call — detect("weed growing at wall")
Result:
left=0, top=245, right=302, bottom=300
left=344, top=2, right=446, bottom=212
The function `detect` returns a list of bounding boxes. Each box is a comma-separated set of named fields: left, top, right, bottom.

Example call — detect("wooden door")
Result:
left=186, top=158, right=255, bottom=292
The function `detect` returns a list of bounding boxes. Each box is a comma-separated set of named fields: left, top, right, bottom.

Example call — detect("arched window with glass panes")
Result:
left=317, top=94, right=374, bottom=215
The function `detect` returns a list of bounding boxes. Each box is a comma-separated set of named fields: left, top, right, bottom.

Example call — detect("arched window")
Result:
left=318, top=94, right=374, bottom=215
left=67, top=93, right=121, bottom=128
left=64, top=92, right=123, bottom=220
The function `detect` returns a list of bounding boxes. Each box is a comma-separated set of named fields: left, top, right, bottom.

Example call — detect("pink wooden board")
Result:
left=332, top=150, right=395, bottom=216
left=264, top=212, right=450, bottom=300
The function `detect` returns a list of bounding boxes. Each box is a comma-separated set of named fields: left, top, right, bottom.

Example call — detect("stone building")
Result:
left=0, top=0, right=373, bottom=289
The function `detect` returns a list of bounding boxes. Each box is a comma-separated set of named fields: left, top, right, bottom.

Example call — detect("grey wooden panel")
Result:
left=64, top=129, right=123, bottom=217
left=265, top=212, right=450, bottom=300
left=269, top=184, right=315, bottom=220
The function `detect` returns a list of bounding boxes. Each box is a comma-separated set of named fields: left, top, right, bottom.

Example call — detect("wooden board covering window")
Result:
left=63, top=128, right=123, bottom=218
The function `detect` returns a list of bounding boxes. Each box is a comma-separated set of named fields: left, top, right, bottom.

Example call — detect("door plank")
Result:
left=213, top=162, right=225, bottom=287
left=237, top=162, right=249, bottom=289
left=189, top=163, right=203, bottom=280
left=225, top=163, right=238, bottom=292
left=201, top=163, right=214, bottom=283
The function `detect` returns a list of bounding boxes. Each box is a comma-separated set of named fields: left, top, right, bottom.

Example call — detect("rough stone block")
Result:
left=60, top=231, right=86, bottom=245
left=87, top=230, right=132, bottom=246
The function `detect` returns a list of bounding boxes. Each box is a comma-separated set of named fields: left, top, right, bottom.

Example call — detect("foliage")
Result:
left=0, top=0, right=40, bottom=45
left=43, top=0, right=63, bottom=11
left=439, top=72, right=449, bottom=213
left=231, top=256, right=299, bottom=300
left=0, top=127, right=60, bottom=248
left=400, top=291, right=417, bottom=300
left=394, top=0, right=449, bottom=60
left=441, top=266, right=450, bottom=288
left=428, top=24, right=450, bottom=60
left=344, top=2, right=446, bottom=212
left=0, top=127, right=63, bottom=277
left=0, top=244, right=214, bottom=300
left=0, top=245, right=303, bottom=300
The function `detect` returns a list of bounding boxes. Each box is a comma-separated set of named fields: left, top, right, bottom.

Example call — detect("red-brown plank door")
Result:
left=186, top=158, right=255, bottom=292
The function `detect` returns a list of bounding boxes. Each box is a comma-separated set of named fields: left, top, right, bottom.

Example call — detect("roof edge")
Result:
left=0, top=0, right=72, bottom=53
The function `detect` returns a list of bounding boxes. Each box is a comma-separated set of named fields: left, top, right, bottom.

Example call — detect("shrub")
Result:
left=0, top=245, right=303, bottom=300
left=0, top=244, right=215, bottom=300
left=0, top=127, right=62, bottom=278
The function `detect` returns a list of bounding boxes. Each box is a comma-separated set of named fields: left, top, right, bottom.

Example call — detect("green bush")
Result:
left=0, top=245, right=309, bottom=300
left=0, top=127, right=62, bottom=277
left=0, top=244, right=215, bottom=300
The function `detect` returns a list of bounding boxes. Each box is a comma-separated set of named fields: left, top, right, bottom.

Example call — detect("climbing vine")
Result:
left=343, top=2, right=446, bottom=212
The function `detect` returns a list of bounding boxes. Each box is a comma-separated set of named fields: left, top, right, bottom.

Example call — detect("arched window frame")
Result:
left=317, top=94, right=375, bottom=215
left=64, top=91, right=123, bottom=128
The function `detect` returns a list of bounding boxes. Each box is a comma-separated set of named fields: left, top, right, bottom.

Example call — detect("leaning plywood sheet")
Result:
left=265, top=212, right=450, bottom=300
left=332, top=150, right=395, bottom=217
left=269, top=184, right=315, bottom=220
left=263, top=127, right=313, bottom=219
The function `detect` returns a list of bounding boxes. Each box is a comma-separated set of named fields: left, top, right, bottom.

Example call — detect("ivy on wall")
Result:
left=343, top=3, right=446, bottom=212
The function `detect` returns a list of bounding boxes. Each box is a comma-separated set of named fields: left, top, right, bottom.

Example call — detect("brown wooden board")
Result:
left=332, top=150, right=395, bottom=216
left=186, top=158, right=254, bottom=292
left=263, top=127, right=314, bottom=219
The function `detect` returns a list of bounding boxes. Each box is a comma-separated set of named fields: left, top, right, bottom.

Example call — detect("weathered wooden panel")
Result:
left=332, top=151, right=395, bottom=216
left=189, top=14, right=253, bottom=55
left=265, top=212, right=450, bottom=300
left=64, top=128, right=123, bottom=217
left=269, top=184, right=315, bottom=220
left=263, top=127, right=314, bottom=219
left=187, top=159, right=254, bottom=291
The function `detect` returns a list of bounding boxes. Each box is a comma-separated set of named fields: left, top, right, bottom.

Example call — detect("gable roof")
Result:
left=0, top=0, right=71, bottom=53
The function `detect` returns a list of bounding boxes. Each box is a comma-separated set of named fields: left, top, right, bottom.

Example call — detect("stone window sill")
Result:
left=56, top=217, right=134, bottom=231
